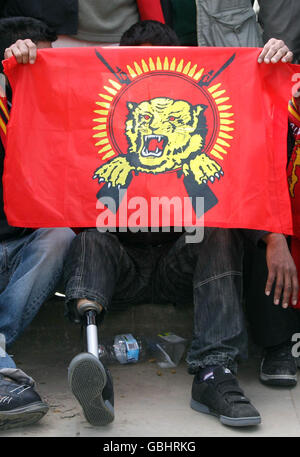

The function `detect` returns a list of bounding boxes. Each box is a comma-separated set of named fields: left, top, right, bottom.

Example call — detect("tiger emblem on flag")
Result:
left=93, top=97, right=223, bottom=188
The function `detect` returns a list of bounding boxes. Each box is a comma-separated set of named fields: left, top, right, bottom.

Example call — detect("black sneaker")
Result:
left=68, top=352, right=114, bottom=426
left=190, top=366, right=261, bottom=427
left=0, top=372, right=49, bottom=431
left=260, top=341, right=297, bottom=387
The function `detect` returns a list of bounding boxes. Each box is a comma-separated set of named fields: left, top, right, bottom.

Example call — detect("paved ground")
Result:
left=1, top=298, right=300, bottom=438
left=2, top=350, right=300, bottom=437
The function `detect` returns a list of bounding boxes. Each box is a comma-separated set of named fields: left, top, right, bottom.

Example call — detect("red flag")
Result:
left=2, top=46, right=297, bottom=231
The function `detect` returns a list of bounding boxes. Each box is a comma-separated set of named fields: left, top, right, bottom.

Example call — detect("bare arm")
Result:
left=263, top=233, right=299, bottom=308
left=257, top=40, right=298, bottom=307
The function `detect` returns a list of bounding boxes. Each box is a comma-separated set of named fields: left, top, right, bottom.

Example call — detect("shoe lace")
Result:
left=9, top=384, right=32, bottom=395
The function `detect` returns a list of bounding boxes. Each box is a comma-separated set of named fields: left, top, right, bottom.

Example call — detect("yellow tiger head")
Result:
left=125, top=97, right=207, bottom=173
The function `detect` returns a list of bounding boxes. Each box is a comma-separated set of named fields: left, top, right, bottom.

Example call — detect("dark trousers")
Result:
left=64, top=228, right=248, bottom=373
left=243, top=239, right=300, bottom=348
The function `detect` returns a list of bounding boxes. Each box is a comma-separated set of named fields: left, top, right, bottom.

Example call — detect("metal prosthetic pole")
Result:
left=77, top=302, right=102, bottom=359
left=85, top=310, right=99, bottom=358
left=68, top=300, right=115, bottom=427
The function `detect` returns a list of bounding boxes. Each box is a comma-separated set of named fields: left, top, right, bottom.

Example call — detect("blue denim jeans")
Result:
left=0, top=228, right=75, bottom=369
left=64, top=228, right=247, bottom=373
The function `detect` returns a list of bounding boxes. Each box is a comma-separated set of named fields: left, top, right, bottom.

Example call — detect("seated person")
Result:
left=244, top=81, right=300, bottom=388
left=0, top=17, right=75, bottom=431
left=62, top=23, right=295, bottom=428
left=7, top=20, right=297, bottom=429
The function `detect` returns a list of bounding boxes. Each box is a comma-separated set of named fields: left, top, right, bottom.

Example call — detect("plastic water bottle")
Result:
left=98, top=334, right=147, bottom=364
left=98, top=332, right=187, bottom=367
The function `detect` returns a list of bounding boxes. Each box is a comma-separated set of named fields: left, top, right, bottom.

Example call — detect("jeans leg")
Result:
left=64, top=230, right=152, bottom=316
left=0, top=243, right=15, bottom=368
left=0, top=333, right=15, bottom=368
left=155, top=228, right=247, bottom=373
left=0, top=354, right=16, bottom=369
left=189, top=227, right=246, bottom=373
left=0, top=228, right=75, bottom=350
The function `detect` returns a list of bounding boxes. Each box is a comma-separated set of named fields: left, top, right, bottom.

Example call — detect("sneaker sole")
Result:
left=68, top=352, right=114, bottom=426
left=260, top=372, right=297, bottom=387
left=190, top=399, right=261, bottom=427
left=0, top=402, right=49, bottom=431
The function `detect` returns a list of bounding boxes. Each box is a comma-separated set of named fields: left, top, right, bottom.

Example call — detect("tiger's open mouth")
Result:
left=141, top=135, right=168, bottom=157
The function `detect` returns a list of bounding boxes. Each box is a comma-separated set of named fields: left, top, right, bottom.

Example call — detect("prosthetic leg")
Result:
left=78, top=301, right=102, bottom=358
left=68, top=301, right=114, bottom=426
